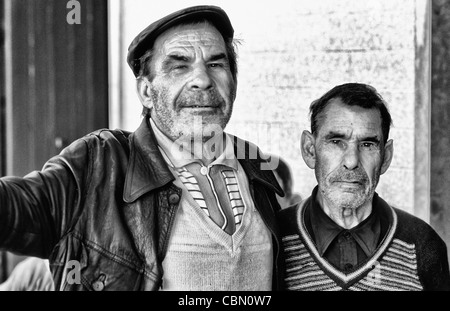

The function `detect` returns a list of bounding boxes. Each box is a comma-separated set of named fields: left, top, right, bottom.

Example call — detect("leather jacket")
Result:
left=0, top=117, right=285, bottom=291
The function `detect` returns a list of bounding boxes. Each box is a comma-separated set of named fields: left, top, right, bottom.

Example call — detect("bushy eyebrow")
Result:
left=361, top=136, right=381, bottom=144
left=323, top=131, right=346, bottom=140
left=166, top=54, right=189, bottom=62
left=162, top=52, right=228, bottom=68
left=323, top=131, right=381, bottom=143
left=208, top=53, right=228, bottom=62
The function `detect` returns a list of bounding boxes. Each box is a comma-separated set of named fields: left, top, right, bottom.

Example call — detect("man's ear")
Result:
left=136, top=77, right=153, bottom=110
left=301, top=130, right=316, bottom=169
left=380, top=139, right=394, bottom=175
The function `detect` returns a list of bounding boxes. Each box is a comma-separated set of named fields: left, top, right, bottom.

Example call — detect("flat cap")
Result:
left=127, top=5, right=234, bottom=77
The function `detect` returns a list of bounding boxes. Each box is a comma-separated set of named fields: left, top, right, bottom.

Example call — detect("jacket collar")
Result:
left=123, top=117, right=284, bottom=203
left=123, top=117, right=175, bottom=203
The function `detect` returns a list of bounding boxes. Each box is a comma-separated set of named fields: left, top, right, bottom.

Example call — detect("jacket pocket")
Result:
left=80, top=245, right=145, bottom=291
left=53, top=239, right=146, bottom=291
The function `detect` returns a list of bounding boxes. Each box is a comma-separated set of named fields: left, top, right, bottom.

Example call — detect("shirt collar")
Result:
left=309, top=186, right=381, bottom=257
left=150, top=118, right=238, bottom=171
left=123, top=117, right=284, bottom=203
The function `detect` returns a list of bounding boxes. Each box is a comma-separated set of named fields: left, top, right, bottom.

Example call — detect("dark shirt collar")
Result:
left=309, top=186, right=381, bottom=257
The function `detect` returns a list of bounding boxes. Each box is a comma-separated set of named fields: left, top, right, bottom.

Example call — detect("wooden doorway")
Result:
left=1, top=0, right=109, bottom=279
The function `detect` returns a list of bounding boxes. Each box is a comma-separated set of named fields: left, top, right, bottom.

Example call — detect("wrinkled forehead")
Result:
left=153, top=22, right=226, bottom=52
left=317, top=99, right=383, bottom=135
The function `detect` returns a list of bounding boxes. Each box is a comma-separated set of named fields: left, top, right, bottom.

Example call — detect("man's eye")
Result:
left=173, top=65, right=187, bottom=70
left=359, top=142, right=378, bottom=151
left=328, top=140, right=346, bottom=149
left=208, top=63, right=223, bottom=68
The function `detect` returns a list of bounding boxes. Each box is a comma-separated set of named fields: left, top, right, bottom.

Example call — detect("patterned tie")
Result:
left=174, top=165, right=245, bottom=234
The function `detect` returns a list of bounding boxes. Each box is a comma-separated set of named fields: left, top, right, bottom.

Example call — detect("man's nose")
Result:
left=343, top=144, right=360, bottom=170
left=187, top=64, right=213, bottom=90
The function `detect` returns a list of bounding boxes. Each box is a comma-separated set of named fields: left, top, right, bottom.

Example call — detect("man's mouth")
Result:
left=334, top=180, right=363, bottom=187
left=337, top=180, right=361, bottom=184
left=183, top=105, right=218, bottom=109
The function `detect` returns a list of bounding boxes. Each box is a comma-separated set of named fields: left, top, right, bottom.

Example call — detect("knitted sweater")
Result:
left=278, top=196, right=450, bottom=291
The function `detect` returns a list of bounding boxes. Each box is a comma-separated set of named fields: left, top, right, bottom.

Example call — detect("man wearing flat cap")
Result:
left=0, top=6, right=285, bottom=291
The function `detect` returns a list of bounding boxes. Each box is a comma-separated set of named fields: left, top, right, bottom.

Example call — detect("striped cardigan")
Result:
left=278, top=196, right=450, bottom=291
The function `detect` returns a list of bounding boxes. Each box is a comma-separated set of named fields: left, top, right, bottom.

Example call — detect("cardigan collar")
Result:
left=297, top=190, right=397, bottom=285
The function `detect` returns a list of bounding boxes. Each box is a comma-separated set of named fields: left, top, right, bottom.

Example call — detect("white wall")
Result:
left=109, top=0, right=418, bottom=214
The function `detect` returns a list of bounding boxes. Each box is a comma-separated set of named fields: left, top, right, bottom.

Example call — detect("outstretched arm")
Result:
left=0, top=138, right=90, bottom=258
